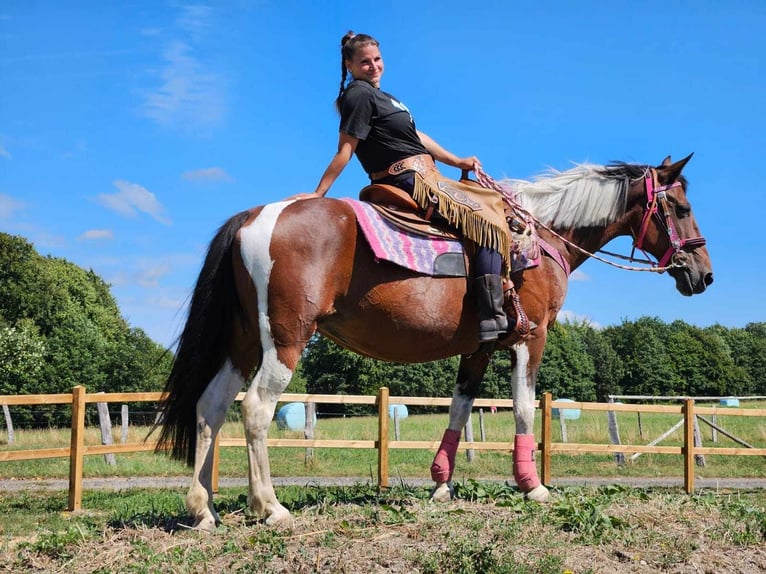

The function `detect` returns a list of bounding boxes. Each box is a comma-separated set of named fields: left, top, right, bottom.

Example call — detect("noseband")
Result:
left=632, top=169, right=706, bottom=270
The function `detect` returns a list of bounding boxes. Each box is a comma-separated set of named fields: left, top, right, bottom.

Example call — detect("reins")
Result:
left=471, top=164, right=702, bottom=274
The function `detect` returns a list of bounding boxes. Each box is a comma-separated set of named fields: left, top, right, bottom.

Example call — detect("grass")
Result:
left=1, top=403, right=765, bottom=483
left=1, top=484, right=764, bottom=572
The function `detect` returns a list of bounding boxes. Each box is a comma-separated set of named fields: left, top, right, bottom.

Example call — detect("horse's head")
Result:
left=629, top=154, right=713, bottom=295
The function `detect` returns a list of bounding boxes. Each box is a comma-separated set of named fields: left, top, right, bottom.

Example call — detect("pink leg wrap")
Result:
left=513, top=434, right=541, bottom=491
left=430, top=429, right=461, bottom=482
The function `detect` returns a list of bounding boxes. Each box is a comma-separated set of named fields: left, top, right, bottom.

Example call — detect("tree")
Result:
left=536, top=322, right=596, bottom=401
left=603, top=317, right=680, bottom=396
left=0, top=233, right=172, bottom=425
left=580, top=325, right=624, bottom=400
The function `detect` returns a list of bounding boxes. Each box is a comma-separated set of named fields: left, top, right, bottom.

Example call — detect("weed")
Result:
left=18, top=524, right=90, bottom=559
left=551, top=492, right=627, bottom=541
left=416, top=536, right=566, bottom=574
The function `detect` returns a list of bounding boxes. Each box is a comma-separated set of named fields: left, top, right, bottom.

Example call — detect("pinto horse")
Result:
left=155, top=154, right=712, bottom=530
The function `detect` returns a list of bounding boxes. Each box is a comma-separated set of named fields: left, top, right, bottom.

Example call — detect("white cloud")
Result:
left=79, top=229, right=114, bottom=241
left=0, top=144, right=10, bottom=159
left=569, top=269, right=590, bottom=281
left=182, top=166, right=233, bottom=183
left=97, top=180, right=171, bottom=225
left=141, top=40, right=225, bottom=133
left=0, top=193, right=24, bottom=218
left=557, top=309, right=601, bottom=329
left=137, top=261, right=172, bottom=288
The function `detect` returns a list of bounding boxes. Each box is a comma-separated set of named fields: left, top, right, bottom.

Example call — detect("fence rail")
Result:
left=2, top=386, right=765, bottom=511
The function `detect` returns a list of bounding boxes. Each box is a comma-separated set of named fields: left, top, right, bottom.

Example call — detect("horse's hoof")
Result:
left=524, top=484, right=550, bottom=502
left=430, top=482, right=454, bottom=503
left=264, top=504, right=292, bottom=528
left=193, top=516, right=218, bottom=532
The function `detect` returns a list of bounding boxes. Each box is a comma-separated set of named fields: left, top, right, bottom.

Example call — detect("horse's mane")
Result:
left=504, top=162, right=652, bottom=229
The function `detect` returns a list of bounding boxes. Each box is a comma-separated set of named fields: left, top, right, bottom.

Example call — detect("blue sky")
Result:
left=1, top=1, right=764, bottom=349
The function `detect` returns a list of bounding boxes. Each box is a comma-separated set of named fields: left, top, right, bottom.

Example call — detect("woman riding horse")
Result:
left=302, top=31, right=511, bottom=343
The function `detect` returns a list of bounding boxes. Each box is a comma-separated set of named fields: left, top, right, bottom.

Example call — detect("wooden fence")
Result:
left=1, top=386, right=765, bottom=512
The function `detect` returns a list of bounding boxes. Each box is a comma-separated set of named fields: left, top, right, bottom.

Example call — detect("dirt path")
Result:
left=3, top=475, right=766, bottom=492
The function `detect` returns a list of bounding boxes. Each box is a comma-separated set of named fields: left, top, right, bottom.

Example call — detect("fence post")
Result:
left=1, top=404, right=13, bottom=445
left=683, top=399, right=695, bottom=494
left=304, top=402, right=316, bottom=466
left=96, top=396, right=116, bottom=466
left=693, top=415, right=706, bottom=467
left=377, top=387, right=390, bottom=489
left=120, top=404, right=129, bottom=444
left=540, top=392, right=552, bottom=485
left=559, top=413, right=568, bottom=443
left=464, top=412, right=475, bottom=463
left=68, top=385, right=86, bottom=512
left=479, top=408, right=486, bottom=442
left=606, top=397, right=625, bottom=467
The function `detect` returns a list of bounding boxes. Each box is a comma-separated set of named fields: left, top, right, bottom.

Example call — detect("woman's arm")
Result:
left=418, top=130, right=480, bottom=172
left=309, top=132, right=359, bottom=198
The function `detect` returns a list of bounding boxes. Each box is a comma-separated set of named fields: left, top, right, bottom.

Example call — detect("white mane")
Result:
left=503, top=163, right=635, bottom=229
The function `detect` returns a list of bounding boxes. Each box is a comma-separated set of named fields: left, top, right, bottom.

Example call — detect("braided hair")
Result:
left=335, top=31, right=380, bottom=113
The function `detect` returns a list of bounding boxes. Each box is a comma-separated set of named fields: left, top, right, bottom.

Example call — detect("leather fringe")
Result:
left=413, top=174, right=511, bottom=275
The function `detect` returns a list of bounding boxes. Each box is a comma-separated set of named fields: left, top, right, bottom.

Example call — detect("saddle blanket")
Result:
left=342, top=198, right=463, bottom=276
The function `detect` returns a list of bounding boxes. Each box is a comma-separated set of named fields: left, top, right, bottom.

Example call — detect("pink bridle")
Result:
left=632, top=170, right=707, bottom=269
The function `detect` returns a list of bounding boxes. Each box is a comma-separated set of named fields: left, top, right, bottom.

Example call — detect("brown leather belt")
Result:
left=369, top=154, right=436, bottom=181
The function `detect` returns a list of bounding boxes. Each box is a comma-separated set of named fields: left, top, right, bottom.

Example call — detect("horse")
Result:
left=154, top=153, right=712, bottom=530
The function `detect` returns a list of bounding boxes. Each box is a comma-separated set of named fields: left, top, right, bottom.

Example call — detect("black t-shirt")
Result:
left=339, top=80, right=430, bottom=175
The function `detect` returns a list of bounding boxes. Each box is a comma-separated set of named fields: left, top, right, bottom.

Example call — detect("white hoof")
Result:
left=264, top=503, right=292, bottom=527
left=193, top=515, right=218, bottom=532
left=430, top=482, right=454, bottom=503
left=524, top=484, right=550, bottom=502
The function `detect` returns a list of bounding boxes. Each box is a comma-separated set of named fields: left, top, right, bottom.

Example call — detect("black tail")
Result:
left=153, top=210, right=252, bottom=465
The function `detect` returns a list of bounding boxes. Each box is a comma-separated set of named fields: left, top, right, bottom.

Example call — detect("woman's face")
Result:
left=346, top=44, right=384, bottom=88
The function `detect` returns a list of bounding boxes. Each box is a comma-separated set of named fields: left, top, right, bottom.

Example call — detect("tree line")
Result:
left=1, top=232, right=764, bottom=424
left=0, top=233, right=171, bottom=425
left=295, top=317, right=765, bottom=415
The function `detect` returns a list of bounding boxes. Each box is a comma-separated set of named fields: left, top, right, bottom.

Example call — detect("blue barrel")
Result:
left=552, top=398, right=581, bottom=420
left=388, top=404, right=409, bottom=419
left=276, top=402, right=316, bottom=430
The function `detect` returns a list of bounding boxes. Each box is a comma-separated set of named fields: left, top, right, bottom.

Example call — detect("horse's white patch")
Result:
left=512, top=342, right=536, bottom=435
left=239, top=201, right=295, bottom=396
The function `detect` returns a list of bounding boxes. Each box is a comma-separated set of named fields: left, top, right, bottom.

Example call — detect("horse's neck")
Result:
left=554, top=213, right=634, bottom=272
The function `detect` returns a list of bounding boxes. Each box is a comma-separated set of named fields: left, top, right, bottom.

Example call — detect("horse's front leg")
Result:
left=186, top=360, right=245, bottom=531
left=511, top=341, right=549, bottom=502
left=430, top=353, right=490, bottom=502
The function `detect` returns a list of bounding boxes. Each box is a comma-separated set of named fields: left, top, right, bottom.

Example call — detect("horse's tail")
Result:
left=153, top=209, right=252, bottom=466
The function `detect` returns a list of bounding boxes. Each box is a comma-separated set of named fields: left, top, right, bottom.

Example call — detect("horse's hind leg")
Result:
left=240, top=349, right=293, bottom=526
left=430, top=352, right=491, bottom=502
left=186, top=360, right=245, bottom=531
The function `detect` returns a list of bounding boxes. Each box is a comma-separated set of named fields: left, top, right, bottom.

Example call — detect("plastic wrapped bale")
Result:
left=551, top=398, right=581, bottom=420
left=276, top=402, right=317, bottom=431
left=388, top=404, right=408, bottom=419
left=719, top=397, right=740, bottom=407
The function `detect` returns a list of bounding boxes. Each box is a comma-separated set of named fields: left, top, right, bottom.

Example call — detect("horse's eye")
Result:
left=676, top=205, right=691, bottom=218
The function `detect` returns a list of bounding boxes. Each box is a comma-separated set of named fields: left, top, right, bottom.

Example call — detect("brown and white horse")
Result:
left=155, top=154, right=712, bottom=530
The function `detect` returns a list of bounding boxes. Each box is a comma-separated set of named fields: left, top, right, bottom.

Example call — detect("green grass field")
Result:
left=1, top=402, right=764, bottom=482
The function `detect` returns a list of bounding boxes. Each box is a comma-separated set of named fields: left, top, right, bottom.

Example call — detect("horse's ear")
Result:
left=657, top=152, right=694, bottom=183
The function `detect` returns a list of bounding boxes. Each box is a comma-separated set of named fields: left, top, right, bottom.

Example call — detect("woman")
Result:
left=308, top=31, right=510, bottom=343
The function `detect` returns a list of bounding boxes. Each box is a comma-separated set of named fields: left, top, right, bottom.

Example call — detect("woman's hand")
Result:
left=455, top=156, right=481, bottom=172
left=286, top=192, right=324, bottom=201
